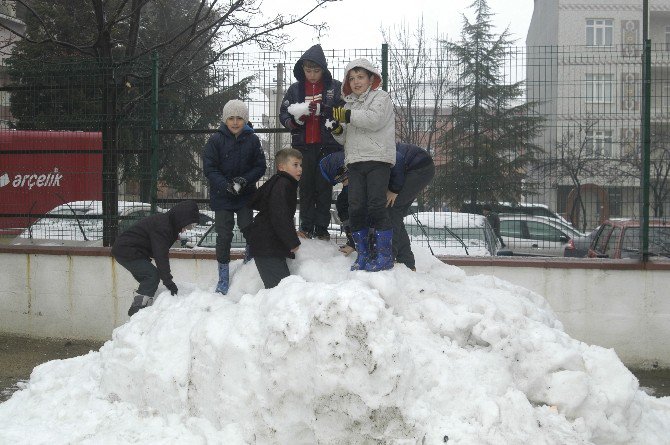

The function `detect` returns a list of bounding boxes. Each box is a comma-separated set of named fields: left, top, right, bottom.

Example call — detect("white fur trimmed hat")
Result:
left=222, top=99, right=249, bottom=122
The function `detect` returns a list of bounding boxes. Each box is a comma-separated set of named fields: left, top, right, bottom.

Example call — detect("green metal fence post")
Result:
left=381, top=43, right=388, bottom=92
left=151, top=51, right=159, bottom=214
left=641, top=1, right=651, bottom=262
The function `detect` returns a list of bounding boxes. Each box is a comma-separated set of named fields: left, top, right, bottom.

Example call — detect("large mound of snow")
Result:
left=1, top=242, right=669, bottom=444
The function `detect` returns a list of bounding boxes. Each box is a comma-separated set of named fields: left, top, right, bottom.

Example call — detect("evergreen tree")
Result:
left=438, top=0, right=544, bottom=209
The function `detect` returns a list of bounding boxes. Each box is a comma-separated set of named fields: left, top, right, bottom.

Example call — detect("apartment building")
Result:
left=526, top=0, right=670, bottom=229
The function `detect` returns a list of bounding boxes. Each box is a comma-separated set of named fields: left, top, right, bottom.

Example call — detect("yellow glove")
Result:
left=332, top=106, right=350, bottom=124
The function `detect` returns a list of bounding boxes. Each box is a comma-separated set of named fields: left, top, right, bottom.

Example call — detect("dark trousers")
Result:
left=389, top=162, right=436, bottom=269
left=297, top=145, right=334, bottom=232
left=348, top=161, right=391, bottom=232
left=254, top=256, right=290, bottom=289
left=215, top=207, right=253, bottom=263
left=114, top=257, right=160, bottom=297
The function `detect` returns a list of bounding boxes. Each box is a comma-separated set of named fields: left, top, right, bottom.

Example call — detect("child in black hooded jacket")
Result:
left=112, top=200, right=200, bottom=316
left=244, top=148, right=303, bottom=289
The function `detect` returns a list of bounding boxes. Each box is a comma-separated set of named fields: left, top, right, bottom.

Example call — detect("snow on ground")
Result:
left=1, top=241, right=670, bottom=444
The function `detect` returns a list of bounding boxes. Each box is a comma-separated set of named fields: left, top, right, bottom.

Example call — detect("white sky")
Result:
left=274, top=0, right=535, bottom=51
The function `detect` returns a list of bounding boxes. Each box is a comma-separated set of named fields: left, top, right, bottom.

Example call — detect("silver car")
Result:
left=499, top=214, right=585, bottom=257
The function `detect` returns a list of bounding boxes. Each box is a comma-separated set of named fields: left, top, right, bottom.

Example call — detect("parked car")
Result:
left=563, top=226, right=600, bottom=258
left=461, top=201, right=573, bottom=227
left=498, top=214, right=585, bottom=257
left=13, top=201, right=162, bottom=245
left=403, top=212, right=505, bottom=256
left=587, top=219, right=670, bottom=259
left=13, top=200, right=212, bottom=247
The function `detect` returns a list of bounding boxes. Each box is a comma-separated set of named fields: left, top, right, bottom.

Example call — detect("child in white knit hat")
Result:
left=202, top=99, right=267, bottom=294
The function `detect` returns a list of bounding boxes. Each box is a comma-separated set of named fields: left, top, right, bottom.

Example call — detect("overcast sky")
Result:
left=271, top=0, right=535, bottom=51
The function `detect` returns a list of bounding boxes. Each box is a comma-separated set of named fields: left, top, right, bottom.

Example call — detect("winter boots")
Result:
left=127, top=292, right=154, bottom=317
left=215, top=261, right=230, bottom=294
left=365, top=229, right=394, bottom=272
left=351, top=229, right=370, bottom=271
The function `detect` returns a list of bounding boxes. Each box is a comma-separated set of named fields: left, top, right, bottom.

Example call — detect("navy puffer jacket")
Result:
left=279, top=44, right=344, bottom=150
left=319, top=143, right=433, bottom=192
left=202, top=124, right=267, bottom=211
left=388, top=143, right=434, bottom=193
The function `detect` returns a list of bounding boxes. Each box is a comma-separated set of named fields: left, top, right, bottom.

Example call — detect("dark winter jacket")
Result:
left=319, top=143, right=433, bottom=191
left=279, top=44, right=344, bottom=150
left=245, top=171, right=300, bottom=258
left=111, top=200, right=199, bottom=285
left=202, top=123, right=267, bottom=211
left=388, top=143, right=434, bottom=193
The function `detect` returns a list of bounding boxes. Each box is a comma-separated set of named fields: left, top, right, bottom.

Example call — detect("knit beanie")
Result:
left=222, top=99, right=249, bottom=122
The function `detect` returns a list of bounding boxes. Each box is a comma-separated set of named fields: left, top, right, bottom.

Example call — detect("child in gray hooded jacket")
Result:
left=329, top=58, right=395, bottom=272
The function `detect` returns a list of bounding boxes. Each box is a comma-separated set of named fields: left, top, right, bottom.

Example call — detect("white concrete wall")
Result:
left=2, top=250, right=669, bottom=367
left=461, top=263, right=670, bottom=368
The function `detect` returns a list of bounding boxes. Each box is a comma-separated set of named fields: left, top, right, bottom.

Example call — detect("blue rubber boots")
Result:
left=351, top=229, right=370, bottom=271
left=215, top=262, right=230, bottom=294
left=365, top=229, right=394, bottom=272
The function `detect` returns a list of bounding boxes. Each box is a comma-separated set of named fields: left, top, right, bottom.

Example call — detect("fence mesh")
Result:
left=0, top=44, right=668, bottom=259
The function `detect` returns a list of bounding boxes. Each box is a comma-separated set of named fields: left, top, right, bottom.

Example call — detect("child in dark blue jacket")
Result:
left=320, top=143, right=435, bottom=270
left=202, top=100, right=267, bottom=294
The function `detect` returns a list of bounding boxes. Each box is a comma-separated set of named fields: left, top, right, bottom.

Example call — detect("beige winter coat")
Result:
left=334, top=58, right=395, bottom=166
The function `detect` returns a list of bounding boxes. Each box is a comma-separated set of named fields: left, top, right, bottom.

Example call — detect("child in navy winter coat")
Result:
left=202, top=99, right=267, bottom=294
left=320, top=143, right=435, bottom=271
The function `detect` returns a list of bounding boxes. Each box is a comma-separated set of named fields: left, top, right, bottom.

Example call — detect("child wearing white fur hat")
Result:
left=202, top=99, right=267, bottom=294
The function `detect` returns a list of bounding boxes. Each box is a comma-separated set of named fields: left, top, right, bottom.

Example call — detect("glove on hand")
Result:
left=308, top=101, right=321, bottom=116
left=332, top=106, right=351, bottom=124
left=165, top=280, right=178, bottom=296
left=232, top=177, right=247, bottom=194
left=325, top=118, right=343, bottom=135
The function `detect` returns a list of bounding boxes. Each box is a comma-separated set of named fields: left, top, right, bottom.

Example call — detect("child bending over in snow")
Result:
left=112, top=200, right=200, bottom=316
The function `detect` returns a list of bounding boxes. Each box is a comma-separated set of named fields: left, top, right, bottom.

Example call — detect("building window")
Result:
left=666, top=26, right=670, bottom=51
left=608, top=188, right=622, bottom=217
left=586, top=73, right=613, bottom=103
left=586, top=130, right=613, bottom=158
left=586, top=19, right=613, bottom=46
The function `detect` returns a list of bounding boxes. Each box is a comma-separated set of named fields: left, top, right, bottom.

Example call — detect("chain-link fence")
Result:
left=1, top=44, right=668, bottom=259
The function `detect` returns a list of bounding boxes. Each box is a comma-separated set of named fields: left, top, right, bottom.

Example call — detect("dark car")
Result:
left=587, top=219, right=670, bottom=259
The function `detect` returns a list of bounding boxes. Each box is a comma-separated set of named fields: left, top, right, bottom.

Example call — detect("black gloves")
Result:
left=165, top=280, right=178, bottom=296
left=226, top=177, right=247, bottom=195
left=332, top=106, right=351, bottom=124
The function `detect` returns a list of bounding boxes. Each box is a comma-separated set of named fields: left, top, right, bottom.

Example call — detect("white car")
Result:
left=498, top=214, right=586, bottom=257
left=403, top=212, right=503, bottom=256
left=14, top=201, right=162, bottom=245
left=14, top=200, right=213, bottom=247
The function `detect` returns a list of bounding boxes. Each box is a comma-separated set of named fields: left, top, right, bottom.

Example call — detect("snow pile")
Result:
left=1, top=242, right=670, bottom=444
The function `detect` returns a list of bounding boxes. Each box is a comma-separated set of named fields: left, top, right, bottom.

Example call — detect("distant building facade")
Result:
left=526, top=0, right=670, bottom=229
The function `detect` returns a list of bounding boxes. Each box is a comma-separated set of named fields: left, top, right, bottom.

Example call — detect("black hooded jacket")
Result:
left=111, top=200, right=200, bottom=284
left=279, top=44, right=344, bottom=150
left=244, top=171, right=300, bottom=259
